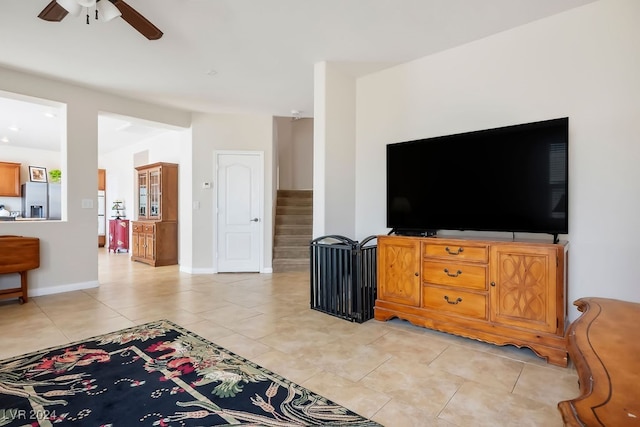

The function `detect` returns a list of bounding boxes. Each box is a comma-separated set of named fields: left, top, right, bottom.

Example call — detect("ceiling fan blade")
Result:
left=112, top=0, right=163, bottom=40
left=38, top=0, right=69, bottom=22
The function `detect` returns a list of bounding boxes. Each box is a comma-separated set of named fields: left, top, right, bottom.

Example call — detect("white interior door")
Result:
left=216, top=152, right=262, bottom=272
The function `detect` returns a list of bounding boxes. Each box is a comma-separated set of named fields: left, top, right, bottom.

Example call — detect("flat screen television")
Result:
left=386, top=117, right=568, bottom=239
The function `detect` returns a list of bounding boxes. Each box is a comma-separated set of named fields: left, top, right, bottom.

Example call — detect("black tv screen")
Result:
left=386, top=117, right=568, bottom=237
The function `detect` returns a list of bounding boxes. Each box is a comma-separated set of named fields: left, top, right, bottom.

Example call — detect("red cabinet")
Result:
left=109, top=219, right=130, bottom=253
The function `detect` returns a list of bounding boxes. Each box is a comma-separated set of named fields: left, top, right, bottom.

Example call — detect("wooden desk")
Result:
left=0, top=235, right=40, bottom=304
left=558, top=298, right=640, bottom=426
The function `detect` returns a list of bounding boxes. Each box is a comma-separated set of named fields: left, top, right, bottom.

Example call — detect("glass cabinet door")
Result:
left=138, top=172, right=148, bottom=218
left=149, top=168, right=161, bottom=219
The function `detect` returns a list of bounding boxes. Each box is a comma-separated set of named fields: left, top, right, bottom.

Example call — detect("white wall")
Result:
left=353, top=0, right=640, bottom=318
left=274, top=117, right=314, bottom=190
left=190, top=112, right=274, bottom=273
left=275, top=117, right=294, bottom=189
left=0, top=67, right=191, bottom=296
left=291, top=118, right=314, bottom=190
left=313, top=62, right=357, bottom=238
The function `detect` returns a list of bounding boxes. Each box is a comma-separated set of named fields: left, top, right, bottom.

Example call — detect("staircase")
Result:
left=273, top=190, right=312, bottom=272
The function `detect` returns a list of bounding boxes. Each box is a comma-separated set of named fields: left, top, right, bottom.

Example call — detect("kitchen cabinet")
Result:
left=0, top=162, right=21, bottom=197
left=98, top=168, right=106, bottom=191
left=131, top=162, right=178, bottom=266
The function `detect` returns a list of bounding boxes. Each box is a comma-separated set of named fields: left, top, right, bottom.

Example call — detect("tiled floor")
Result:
left=0, top=248, right=579, bottom=426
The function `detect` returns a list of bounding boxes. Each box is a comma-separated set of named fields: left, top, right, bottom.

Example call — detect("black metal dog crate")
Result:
left=310, top=235, right=377, bottom=323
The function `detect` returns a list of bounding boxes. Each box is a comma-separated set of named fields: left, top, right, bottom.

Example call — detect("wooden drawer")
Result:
left=422, top=285, right=487, bottom=320
left=423, top=260, right=487, bottom=290
left=423, top=242, right=488, bottom=262
left=132, top=222, right=155, bottom=233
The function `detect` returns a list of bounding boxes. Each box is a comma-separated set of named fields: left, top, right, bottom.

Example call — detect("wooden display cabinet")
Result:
left=375, top=235, right=568, bottom=366
left=131, top=162, right=178, bottom=267
left=0, top=161, right=21, bottom=197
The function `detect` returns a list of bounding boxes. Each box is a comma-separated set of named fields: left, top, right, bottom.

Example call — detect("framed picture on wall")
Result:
left=29, top=166, right=47, bottom=183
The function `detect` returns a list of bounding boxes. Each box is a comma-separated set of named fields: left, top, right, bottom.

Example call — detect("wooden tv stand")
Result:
left=558, top=298, right=640, bottom=426
left=375, top=235, right=569, bottom=366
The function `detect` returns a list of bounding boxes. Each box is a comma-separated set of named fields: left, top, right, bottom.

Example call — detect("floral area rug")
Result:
left=0, top=320, right=382, bottom=426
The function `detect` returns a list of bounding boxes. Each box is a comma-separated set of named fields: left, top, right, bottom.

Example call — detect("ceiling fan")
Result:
left=38, top=0, right=163, bottom=40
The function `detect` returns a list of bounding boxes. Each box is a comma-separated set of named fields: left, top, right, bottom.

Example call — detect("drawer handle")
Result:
left=443, top=268, right=462, bottom=277
left=445, top=247, right=464, bottom=255
left=444, top=296, right=463, bottom=305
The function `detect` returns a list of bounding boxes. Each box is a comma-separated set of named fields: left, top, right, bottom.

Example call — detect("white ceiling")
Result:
left=0, top=0, right=597, bottom=152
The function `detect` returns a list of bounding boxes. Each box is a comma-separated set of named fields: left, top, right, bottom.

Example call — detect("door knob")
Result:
left=250, top=218, right=259, bottom=222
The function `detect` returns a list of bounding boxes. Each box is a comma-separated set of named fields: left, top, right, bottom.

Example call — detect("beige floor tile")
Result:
left=250, top=349, right=324, bottom=385
left=258, top=327, right=337, bottom=357
left=59, top=316, right=136, bottom=342
left=372, top=399, right=457, bottom=427
left=513, top=363, right=579, bottom=407
left=361, top=357, right=464, bottom=416
left=429, top=343, right=524, bottom=392
left=0, top=314, right=55, bottom=330
left=179, top=319, right=235, bottom=342
left=213, top=333, right=273, bottom=359
left=132, top=309, right=206, bottom=326
left=45, top=303, right=122, bottom=323
left=303, top=371, right=391, bottom=420
left=0, top=326, right=71, bottom=359
left=0, top=299, right=45, bottom=320
left=302, top=340, right=392, bottom=382
left=226, top=313, right=285, bottom=339
left=439, top=381, right=564, bottom=427
left=198, top=304, right=263, bottom=326
left=366, top=328, right=450, bottom=365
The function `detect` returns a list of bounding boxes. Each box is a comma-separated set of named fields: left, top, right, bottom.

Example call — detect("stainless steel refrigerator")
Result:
left=98, top=190, right=105, bottom=240
left=21, top=182, right=48, bottom=218
left=48, top=183, right=61, bottom=220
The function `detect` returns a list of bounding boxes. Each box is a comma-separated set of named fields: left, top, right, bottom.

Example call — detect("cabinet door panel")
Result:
left=145, top=232, right=155, bottom=261
left=148, top=168, right=161, bottom=219
left=378, top=237, right=421, bottom=307
left=0, top=162, right=21, bottom=197
left=490, top=245, right=557, bottom=333
left=138, top=172, right=148, bottom=218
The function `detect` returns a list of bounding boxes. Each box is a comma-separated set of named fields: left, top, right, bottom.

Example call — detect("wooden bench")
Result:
left=558, top=297, right=640, bottom=426
left=0, top=235, right=40, bottom=304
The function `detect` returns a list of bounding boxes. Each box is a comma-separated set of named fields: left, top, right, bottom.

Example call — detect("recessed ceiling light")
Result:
left=43, top=112, right=57, bottom=118
left=0, top=137, right=9, bottom=143
left=8, top=126, right=20, bottom=132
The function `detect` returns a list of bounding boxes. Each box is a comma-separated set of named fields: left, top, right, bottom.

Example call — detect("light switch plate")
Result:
left=82, top=199, right=93, bottom=209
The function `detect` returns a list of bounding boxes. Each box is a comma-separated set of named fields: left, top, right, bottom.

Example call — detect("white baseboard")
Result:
left=179, top=266, right=217, bottom=274
left=29, top=280, right=99, bottom=297
left=261, top=267, right=273, bottom=274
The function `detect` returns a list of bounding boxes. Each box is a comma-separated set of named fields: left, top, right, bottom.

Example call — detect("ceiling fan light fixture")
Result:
left=55, top=0, right=82, bottom=16
left=96, top=0, right=122, bottom=22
